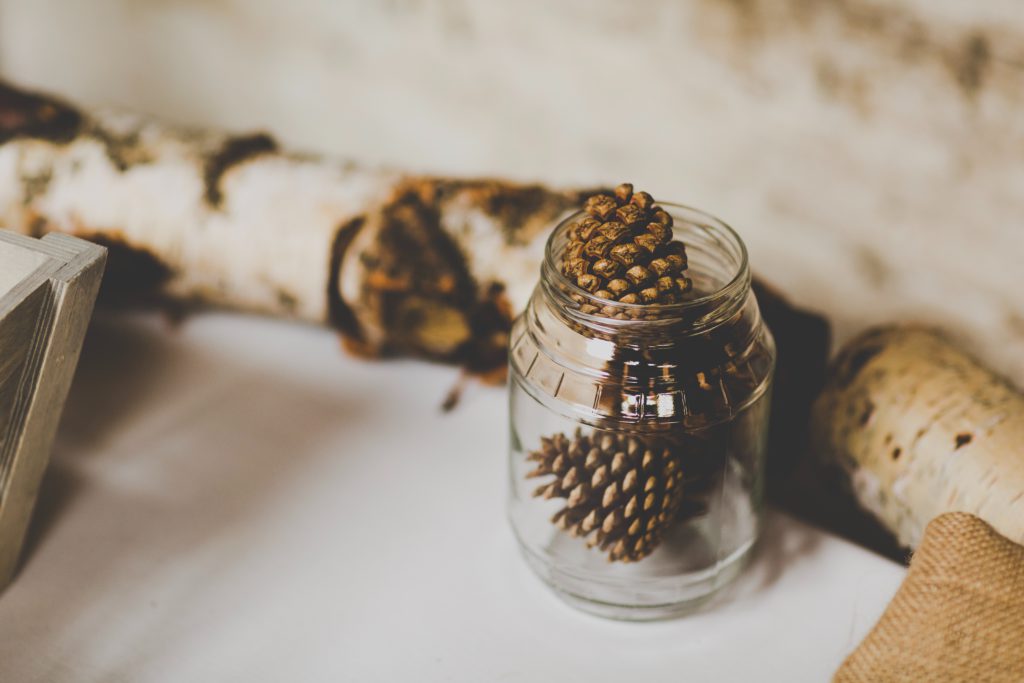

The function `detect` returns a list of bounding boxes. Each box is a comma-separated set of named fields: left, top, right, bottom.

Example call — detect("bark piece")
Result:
left=812, top=325, right=1024, bottom=549
left=753, top=278, right=831, bottom=477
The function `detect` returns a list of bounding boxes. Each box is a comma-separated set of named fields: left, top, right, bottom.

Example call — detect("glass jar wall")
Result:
left=508, top=204, right=775, bottom=620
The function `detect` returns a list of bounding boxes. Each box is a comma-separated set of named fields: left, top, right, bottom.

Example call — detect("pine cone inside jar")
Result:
left=527, top=429, right=685, bottom=563
left=562, top=184, right=692, bottom=307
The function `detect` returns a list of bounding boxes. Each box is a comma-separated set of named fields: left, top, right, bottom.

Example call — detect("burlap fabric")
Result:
left=835, top=512, right=1024, bottom=682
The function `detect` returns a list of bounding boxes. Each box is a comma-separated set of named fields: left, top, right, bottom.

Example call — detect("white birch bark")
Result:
left=812, top=326, right=1024, bottom=548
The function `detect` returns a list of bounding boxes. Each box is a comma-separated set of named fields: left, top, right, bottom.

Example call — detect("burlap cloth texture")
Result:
left=835, top=512, right=1024, bottom=682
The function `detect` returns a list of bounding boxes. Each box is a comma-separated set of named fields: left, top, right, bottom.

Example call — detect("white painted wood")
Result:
left=0, top=244, right=49, bottom=294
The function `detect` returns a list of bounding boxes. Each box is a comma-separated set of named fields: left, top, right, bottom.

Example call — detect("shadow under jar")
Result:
left=508, top=203, right=776, bottom=620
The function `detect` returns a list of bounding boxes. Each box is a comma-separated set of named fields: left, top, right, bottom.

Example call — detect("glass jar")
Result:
left=508, top=203, right=775, bottom=620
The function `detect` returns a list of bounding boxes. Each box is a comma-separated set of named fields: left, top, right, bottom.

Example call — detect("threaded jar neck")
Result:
left=540, top=203, right=751, bottom=340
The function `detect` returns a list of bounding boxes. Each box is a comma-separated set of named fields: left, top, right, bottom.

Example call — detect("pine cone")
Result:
left=527, top=430, right=685, bottom=562
left=562, top=183, right=692, bottom=306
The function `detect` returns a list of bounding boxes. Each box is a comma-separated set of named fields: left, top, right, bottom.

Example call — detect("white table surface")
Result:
left=0, top=311, right=905, bottom=682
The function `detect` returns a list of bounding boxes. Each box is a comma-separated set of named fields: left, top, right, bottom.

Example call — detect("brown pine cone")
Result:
left=527, top=429, right=685, bottom=563
left=562, top=184, right=692, bottom=306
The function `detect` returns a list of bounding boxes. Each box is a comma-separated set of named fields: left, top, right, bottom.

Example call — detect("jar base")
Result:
left=519, top=538, right=755, bottom=621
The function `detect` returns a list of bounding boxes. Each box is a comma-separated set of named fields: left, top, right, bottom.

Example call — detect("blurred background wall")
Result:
left=1, top=0, right=1022, bottom=376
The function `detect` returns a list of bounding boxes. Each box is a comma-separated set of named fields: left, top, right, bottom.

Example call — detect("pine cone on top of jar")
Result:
left=527, top=430, right=685, bottom=563
left=562, top=183, right=692, bottom=308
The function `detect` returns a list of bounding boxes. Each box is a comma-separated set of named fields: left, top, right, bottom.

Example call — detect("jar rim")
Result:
left=541, top=202, right=751, bottom=328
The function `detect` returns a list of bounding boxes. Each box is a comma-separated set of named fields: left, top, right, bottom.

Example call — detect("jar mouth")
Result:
left=541, top=202, right=751, bottom=330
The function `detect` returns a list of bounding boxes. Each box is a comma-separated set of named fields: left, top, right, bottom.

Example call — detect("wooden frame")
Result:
left=0, top=231, right=105, bottom=589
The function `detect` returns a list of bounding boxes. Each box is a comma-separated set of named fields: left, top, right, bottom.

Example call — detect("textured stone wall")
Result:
left=2, top=0, right=1022, bottom=379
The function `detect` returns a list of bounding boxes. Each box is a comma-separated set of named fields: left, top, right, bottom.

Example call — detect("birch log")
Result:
left=811, top=326, right=1024, bottom=549
left=0, top=79, right=591, bottom=374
